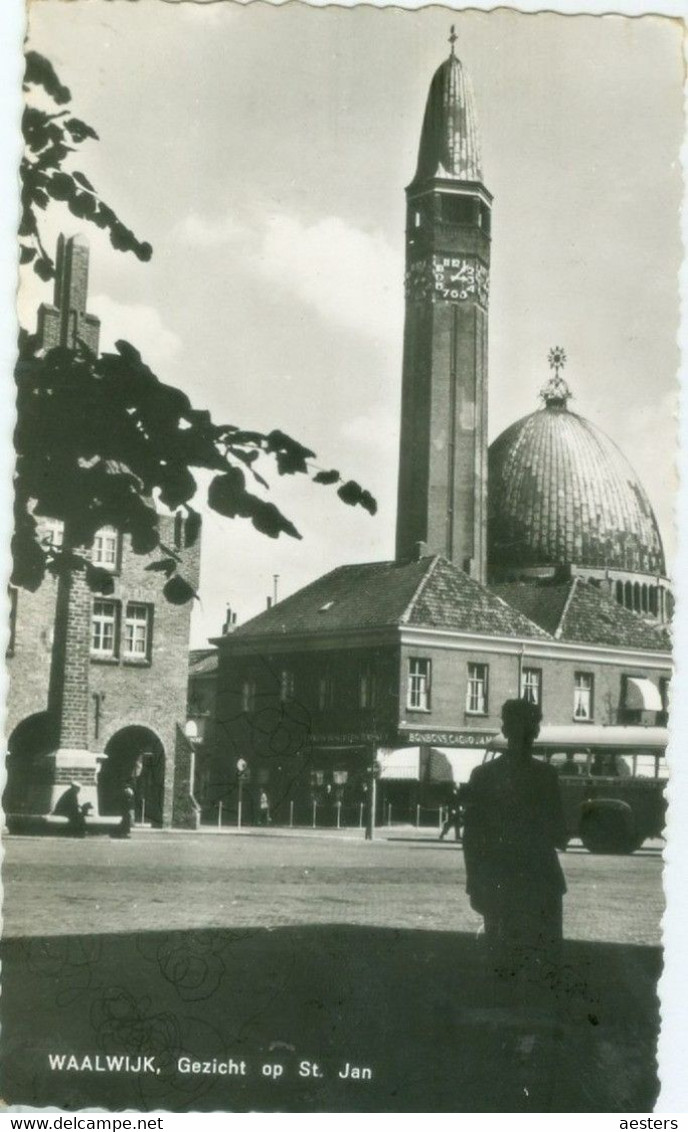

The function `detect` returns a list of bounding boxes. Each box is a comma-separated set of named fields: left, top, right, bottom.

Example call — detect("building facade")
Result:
left=7, top=235, right=201, bottom=829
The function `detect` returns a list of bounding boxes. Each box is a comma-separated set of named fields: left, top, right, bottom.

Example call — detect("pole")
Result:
left=336, top=801, right=341, bottom=829
left=387, top=803, right=392, bottom=827
left=359, top=802, right=364, bottom=829
left=416, top=803, right=420, bottom=828
left=237, top=777, right=243, bottom=830
left=312, top=800, right=317, bottom=829
left=218, top=800, right=222, bottom=829
left=365, top=746, right=377, bottom=841
left=289, top=800, right=294, bottom=828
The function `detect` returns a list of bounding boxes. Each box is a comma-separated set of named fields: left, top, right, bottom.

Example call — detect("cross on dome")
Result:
left=541, top=346, right=572, bottom=408
left=449, top=25, right=458, bottom=56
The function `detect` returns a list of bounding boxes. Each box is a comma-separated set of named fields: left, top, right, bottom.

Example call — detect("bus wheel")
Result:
left=580, top=810, right=637, bottom=855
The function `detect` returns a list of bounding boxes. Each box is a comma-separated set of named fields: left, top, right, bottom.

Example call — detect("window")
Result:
left=279, top=668, right=294, bottom=702
left=91, top=599, right=117, bottom=658
left=123, top=603, right=151, bottom=660
left=93, top=526, right=119, bottom=569
left=407, top=658, right=431, bottom=711
left=658, top=677, right=670, bottom=726
left=241, top=679, right=256, bottom=713
left=466, top=663, right=488, bottom=715
left=318, top=669, right=334, bottom=712
left=574, top=672, right=594, bottom=721
left=42, top=518, right=64, bottom=548
left=359, top=663, right=376, bottom=709
left=520, top=667, right=542, bottom=705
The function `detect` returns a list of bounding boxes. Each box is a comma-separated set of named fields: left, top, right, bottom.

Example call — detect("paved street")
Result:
left=1, top=830, right=664, bottom=1112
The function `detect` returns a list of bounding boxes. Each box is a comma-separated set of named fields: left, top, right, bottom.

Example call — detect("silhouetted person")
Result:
left=112, top=784, right=135, bottom=839
left=440, top=784, right=468, bottom=841
left=559, top=753, right=581, bottom=777
left=463, top=699, right=568, bottom=995
left=53, top=781, right=88, bottom=837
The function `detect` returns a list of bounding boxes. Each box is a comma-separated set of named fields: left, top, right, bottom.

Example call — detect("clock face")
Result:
left=405, top=255, right=489, bottom=307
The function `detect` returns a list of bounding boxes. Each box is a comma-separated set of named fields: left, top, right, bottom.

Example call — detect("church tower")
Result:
left=395, top=33, right=491, bottom=582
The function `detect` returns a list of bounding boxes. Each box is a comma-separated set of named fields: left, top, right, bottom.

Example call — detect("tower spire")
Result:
left=449, top=25, right=458, bottom=56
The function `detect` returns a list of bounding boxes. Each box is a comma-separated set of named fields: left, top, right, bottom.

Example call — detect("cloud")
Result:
left=175, top=212, right=245, bottom=248
left=89, top=295, right=181, bottom=370
left=257, top=215, right=403, bottom=344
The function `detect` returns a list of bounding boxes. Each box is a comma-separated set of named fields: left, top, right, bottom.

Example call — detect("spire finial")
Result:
left=449, top=25, right=457, bottom=56
left=540, top=346, right=572, bottom=409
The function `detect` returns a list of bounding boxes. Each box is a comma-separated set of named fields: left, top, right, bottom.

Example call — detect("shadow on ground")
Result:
left=1, top=926, right=660, bottom=1113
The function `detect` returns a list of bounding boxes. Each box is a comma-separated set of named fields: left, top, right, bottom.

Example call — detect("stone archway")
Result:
left=5, top=712, right=57, bottom=814
left=98, top=726, right=165, bottom=825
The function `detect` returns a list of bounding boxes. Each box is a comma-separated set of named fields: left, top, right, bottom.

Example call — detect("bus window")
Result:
left=550, top=751, right=589, bottom=777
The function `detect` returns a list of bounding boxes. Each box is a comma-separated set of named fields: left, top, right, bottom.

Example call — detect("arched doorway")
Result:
left=5, top=712, right=57, bottom=814
left=98, top=727, right=165, bottom=826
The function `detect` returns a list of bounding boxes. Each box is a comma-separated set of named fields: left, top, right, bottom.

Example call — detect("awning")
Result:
left=378, top=748, right=421, bottom=781
left=377, top=747, right=485, bottom=784
left=624, top=677, right=663, bottom=712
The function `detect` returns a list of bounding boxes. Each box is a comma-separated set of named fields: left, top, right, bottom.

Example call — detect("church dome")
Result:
left=414, top=37, right=483, bottom=184
left=488, top=363, right=666, bottom=579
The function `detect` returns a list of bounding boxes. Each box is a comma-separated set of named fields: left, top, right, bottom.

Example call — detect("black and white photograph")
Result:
left=1, top=0, right=685, bottom=1115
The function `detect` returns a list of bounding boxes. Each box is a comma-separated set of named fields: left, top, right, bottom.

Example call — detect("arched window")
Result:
left=633, top=582, right=641, bottom=612
left=641, top=584, right=648, bottom=612
left=616, top=581, right=624, bottom=605
left=625, top=581, right=633, bottom=609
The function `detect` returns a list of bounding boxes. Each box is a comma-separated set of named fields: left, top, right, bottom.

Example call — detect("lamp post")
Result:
left=365, top=749, right=381, bottom=841
left=236, top=758, right=247, bottom=829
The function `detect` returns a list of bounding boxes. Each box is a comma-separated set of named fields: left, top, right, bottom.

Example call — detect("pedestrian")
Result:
left=112, top=784, right=135, bottom=839
left=53, top=781, right=89, bottom=837
left=462, top=699, right=568, bottom=996
left=439, top=786, right=462, bottom=841
left=259, top=790, right=270, bottom=826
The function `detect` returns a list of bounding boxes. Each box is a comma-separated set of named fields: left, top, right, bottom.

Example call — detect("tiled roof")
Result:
left=491, top=582, right=571, bottom=637
left=228, top=556, right=548, bottom=643
left=405, top=557, right=550, bottom=639
left=493, top=578, right=670, bottom=652
left=557, top=579, right=671, bottom=652
left=488, top=405, right=666, bottom=576
left=189, top=648, right=218, bottom=675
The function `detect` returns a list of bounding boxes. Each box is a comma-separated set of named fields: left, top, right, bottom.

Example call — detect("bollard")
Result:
left=438, top=806, right=443, bottom=833
left=218, top=800, right=223, bottom=829
left=289, top=800, right=294, bottom=828
left=336, top=801, right=341, bottom=829
left=312, top=800, right=317, bottom=829
left=416, top=803, right=420, bottom=828
left=358, top=802, right=364, bottom=829
left=387, top=803, right=392, bottom=827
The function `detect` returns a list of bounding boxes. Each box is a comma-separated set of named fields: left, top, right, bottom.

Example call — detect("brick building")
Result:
left=7, top=235, right=201, bottom=829
left=206, top=41, right=672, bottom=828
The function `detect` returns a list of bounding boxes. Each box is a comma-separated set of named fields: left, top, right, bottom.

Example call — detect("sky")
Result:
left=20, top=1, right=684, bottom=648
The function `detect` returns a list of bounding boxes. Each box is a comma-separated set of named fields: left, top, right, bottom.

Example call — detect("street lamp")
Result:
left=236, top=758, right=247, bottom=829
left=365, top=752, right=382, bottom=841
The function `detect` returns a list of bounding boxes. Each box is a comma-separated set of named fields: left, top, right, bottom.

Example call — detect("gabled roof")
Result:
left=189, top=647, right=218, bottom=675
left=225, top=556, right=548, bottom=643
left=493, top=578, right=671, bottom=652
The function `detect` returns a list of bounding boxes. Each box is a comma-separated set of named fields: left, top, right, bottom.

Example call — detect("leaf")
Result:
left=207, top=468, right=248, bottom=519
left=337, top=480, right=378, bottom=515
left=72, top=170, right=95, bottom=192
left=313, top=469, right=340, bottom=485
left=19, top=246, right=37, bottom=265
left=85, top=564, right=116, bottom=595
left=145, top=557, right=178, bottom=578
left=64, top=117, right=99, bottom=143
left=163, top=574, right=197, bottom=605
left=24, top=52, right=71, bottom=104
left=158, top=465, right=197, bottom=510
left=248, top=499, right=301, bottom=541
left=34, top=256, right=54, bottom=282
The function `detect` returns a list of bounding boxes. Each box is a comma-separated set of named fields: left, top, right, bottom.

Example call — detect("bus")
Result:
left=485, top=725, right=668, bottom=854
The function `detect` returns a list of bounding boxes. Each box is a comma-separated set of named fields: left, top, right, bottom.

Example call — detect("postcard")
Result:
left=2, top=0, right=685, bottom=1115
